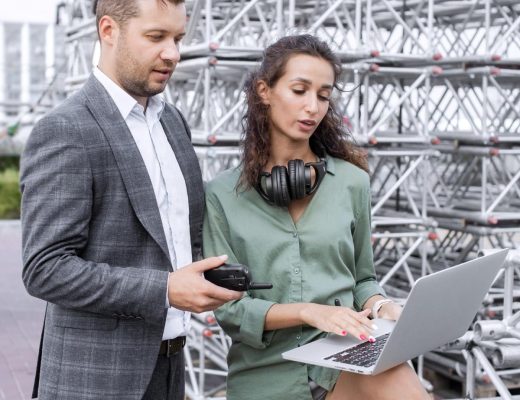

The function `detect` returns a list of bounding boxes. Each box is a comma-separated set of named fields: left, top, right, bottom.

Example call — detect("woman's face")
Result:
left=258, top=54, right=334, bottom=145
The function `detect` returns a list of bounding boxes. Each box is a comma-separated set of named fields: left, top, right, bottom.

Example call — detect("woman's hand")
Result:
left=299, top=304, right=377, bottom=341
left=377, top=302, right=402, bottom=321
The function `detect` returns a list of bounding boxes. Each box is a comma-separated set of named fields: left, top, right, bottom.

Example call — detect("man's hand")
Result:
left=167, top=255, right=243, bottom=313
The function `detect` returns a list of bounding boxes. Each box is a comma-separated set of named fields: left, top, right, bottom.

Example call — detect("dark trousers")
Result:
left=142, top=351, right=185, bottom=400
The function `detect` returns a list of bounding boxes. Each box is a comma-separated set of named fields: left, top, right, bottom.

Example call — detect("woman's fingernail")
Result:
left=359, top=334, right=367, bottom=340
left=371, top=324, right=378, bottom=330
left=341, top=330, right=347, bottom=336
left=219, top=254, right=228, bottom=260
left=368, top=336, right=376, bottom=343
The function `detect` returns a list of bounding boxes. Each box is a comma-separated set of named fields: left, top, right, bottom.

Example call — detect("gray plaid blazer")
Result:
left=20, top=75, right=204, bottom=399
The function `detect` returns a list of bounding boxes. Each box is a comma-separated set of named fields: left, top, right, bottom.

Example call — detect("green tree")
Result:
left=0, top=157, right=21, bottom=219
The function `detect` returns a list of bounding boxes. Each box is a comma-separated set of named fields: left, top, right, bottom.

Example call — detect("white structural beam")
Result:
left=45, top=24, right=55, bottom=86
left=20, top=23, right=30, bottom=106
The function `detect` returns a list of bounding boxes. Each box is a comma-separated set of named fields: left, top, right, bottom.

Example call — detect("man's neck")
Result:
left=96, top=64, right=148, bottom=109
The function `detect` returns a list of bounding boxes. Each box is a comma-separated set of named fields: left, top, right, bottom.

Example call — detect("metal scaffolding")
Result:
left=56, top=0, right=520, bottom=398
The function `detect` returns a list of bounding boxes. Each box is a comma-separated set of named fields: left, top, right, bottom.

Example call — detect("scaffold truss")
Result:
left=57, top=0, right=520, bottom=398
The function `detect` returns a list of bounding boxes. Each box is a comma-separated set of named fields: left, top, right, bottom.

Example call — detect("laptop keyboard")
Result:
left=323, top=333, right=390, bottom=368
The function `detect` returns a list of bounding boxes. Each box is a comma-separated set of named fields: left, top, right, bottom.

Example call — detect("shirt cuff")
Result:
left=239, top=298, right=277, bottom=349
left=353, top=281, right=386, bottom=311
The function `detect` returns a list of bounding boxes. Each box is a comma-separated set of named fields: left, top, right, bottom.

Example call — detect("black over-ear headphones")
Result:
left=256, top=158, right=327, bottom=207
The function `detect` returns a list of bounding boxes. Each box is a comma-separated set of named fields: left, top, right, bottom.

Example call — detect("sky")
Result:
left=2, top=0, right=61, bottom=24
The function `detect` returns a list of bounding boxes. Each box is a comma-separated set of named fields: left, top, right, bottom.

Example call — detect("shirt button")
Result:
left=292, top=232, right=298, bottom=238
left=294, top=268, right=299, bottom=274
left=296, top=335, right=301, bottom=340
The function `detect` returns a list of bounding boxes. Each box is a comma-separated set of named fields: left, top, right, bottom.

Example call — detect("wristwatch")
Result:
left=371, top=298, right=393, bottom=319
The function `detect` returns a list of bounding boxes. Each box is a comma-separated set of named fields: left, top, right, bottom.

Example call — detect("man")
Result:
left=20, top=1, right=242, bottom=399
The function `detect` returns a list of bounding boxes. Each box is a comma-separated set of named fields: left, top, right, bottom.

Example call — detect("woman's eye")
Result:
left=292, top=89, right=305, bottom=95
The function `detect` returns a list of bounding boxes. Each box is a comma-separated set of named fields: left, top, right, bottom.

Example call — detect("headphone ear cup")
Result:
left=272, top=166, right=290, bottom=207
left=288, top=159, right=306, bottom=200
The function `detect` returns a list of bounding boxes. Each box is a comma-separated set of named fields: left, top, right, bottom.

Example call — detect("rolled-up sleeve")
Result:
left=352, top=183, right=386, bottom=310
left=216, top=296, right=276, bottom=349
left=203, top=189, right=276, bottom=349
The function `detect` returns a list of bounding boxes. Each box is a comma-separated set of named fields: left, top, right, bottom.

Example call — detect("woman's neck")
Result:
left=266, top=138, right=317, bottom=169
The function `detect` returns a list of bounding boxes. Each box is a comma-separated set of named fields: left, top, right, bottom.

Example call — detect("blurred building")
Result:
left=0, top=20, right=65, bottom=153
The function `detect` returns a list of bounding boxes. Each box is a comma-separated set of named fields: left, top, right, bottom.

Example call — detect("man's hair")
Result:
left=93, top=0, right=185, bottom=36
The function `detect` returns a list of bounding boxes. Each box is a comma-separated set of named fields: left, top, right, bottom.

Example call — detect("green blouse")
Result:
left=202, top=155, right=385, bottom=400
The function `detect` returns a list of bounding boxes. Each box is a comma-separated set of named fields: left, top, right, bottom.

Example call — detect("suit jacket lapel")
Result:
left=82, top=75, right=171, bottom=263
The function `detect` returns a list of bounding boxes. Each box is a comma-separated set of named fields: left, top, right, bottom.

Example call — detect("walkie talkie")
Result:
left=204, top=263, right=273, bottom=291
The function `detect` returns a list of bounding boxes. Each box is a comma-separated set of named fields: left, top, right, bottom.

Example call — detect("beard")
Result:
left=118, top=68, right=166, bottom=99
left=114, top=38, right=172, bottom=99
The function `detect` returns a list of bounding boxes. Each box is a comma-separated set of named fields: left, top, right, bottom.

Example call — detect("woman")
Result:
left=202, top=34, right=429, bottom=400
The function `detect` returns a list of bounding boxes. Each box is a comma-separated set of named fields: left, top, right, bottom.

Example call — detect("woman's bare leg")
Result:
left=325, top=363, right=430, bottom=400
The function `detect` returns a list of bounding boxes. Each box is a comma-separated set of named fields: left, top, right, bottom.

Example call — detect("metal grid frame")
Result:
left=55, top=0, right=520, bottom=398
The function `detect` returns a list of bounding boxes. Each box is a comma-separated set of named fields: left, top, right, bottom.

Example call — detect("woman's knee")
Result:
left=329, top=364, right=429, bottom=400
left=376, top=363, right=430, bottom=399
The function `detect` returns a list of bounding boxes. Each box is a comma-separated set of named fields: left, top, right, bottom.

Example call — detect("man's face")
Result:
left=113, top=0, right=186, bottom=101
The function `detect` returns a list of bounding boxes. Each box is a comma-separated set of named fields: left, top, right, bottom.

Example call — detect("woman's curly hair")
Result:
left=238, top=34, right=368, bottom=190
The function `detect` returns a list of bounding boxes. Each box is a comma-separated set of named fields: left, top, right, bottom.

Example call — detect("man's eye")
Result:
left=319, top=95, right=330, bottom=101
left=149, top=35, right=163, bottom=41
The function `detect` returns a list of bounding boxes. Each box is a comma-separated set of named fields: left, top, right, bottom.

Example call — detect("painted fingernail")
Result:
left=341, top=330, right=347, bottom=336
left=371, top=324, right=379, bottom=330
left=368, top=336, right=376, bottom=343
left=359, top=334, right=367, bottom=340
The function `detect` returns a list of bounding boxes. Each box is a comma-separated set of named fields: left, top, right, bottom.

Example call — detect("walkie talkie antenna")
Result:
left=249, top=282, right=273, bottom=290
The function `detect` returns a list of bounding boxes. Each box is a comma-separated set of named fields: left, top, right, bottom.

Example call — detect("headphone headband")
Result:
left=304, top=159, right=327, bottom=195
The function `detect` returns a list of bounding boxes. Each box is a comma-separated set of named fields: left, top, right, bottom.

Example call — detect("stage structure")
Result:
left=59, top=0, right=520, bottom=398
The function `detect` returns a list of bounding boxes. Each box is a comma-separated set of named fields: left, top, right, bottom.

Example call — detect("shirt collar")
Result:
left=93, top=67, right=165, bottom=121
left=146, top=94, right=166, bottom=122
left=324, top=153, right=336, bottom=175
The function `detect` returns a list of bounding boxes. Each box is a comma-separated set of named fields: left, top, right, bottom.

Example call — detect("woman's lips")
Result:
left=297, top=119, right=317, bottom=132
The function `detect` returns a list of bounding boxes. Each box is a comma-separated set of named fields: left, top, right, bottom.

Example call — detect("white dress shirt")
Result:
left=93, top=67, right=191, bottom=340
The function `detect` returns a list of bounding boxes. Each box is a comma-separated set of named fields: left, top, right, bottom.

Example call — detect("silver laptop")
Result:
left=282, top=249, right=508, bottom=375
